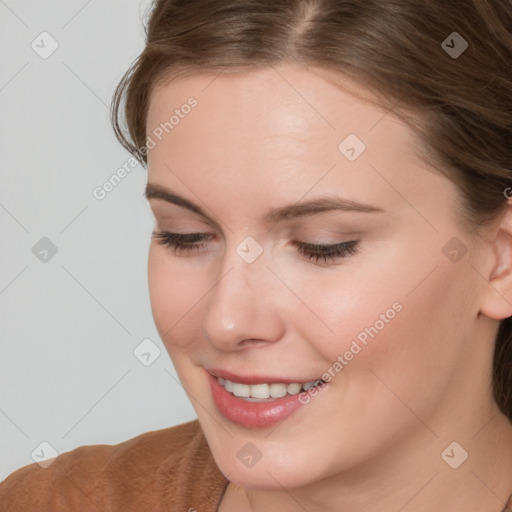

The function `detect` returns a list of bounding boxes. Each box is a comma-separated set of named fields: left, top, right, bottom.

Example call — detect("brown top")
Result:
left=0, top=419, right=229, bottom=511
left=1, top=419, right=511, bottom=511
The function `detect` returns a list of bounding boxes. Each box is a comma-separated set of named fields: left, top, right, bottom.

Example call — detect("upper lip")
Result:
left=206, top=368, right=324, bottom=385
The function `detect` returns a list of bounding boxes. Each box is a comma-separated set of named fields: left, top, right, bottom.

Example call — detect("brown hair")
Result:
left=111, top=0, right=512, bottom=419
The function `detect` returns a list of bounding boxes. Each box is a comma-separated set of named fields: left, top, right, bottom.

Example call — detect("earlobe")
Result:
left=479, top=201, right=512, bottom=320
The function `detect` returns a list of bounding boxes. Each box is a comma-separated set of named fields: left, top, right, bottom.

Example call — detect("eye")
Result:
left=152, top=231, right=360, bottom=263
left=290, top=240, right=359, bottom=263
left=152, top=231, right=212, bottom=255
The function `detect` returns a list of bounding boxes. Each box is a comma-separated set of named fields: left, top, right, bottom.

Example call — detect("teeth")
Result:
left=286, top=383, right=302, bottom=395
left=250, top=383, right=269, bottom=398
left=303, top=380, right=322, bottom=391
left=218, top=378, right=323, bottom=399
left=232, top=382, right=251, bottom=398
left=269, top=383, right=287, bottom=398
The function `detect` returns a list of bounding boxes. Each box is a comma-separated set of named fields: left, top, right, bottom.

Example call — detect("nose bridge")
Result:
left=201, top=237, right=282, bottom=348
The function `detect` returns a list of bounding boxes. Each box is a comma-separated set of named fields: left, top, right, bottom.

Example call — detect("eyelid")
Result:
left=151, top=230, right=360, bottom=265
left=152, top=230, right=356, bottom=246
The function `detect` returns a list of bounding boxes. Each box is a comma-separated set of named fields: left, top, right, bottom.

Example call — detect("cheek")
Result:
left=327, top=267, right=475, bottom=428
left=147, top=233, right=475, bottom=379
left=296, top=246, right=475, bottom=390
left=147, top=245, right=205, bottom=352
left=291, top=273, right=405, bottom=375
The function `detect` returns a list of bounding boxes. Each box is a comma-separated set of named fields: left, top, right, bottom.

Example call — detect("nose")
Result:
left=201, top=241, right=285, bottom=352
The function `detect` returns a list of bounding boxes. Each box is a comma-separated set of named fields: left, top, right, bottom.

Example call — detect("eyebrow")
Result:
left=144, top=183, right=385, bottom=226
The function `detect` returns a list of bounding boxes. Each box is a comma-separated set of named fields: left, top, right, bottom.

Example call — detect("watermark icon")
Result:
left=31, top=441, right=59, bottom=469
left=298, top=301, right=403, bottom=404
left=236, top=236, right=263, bottom=263
left=442, top=236, right=467, bottom=263
left=338, top=133, right=366, bottom=161
left=133, top=338, right=161, bottom=367
left=32, top=237, right=58, bottom=263
left=441, top=32, right=468, bottom=59
left=31, top=31, right=59, bottom=59
left=441, top=441, right=468, bottom=469
left=237, top=442, right=263, bottom=468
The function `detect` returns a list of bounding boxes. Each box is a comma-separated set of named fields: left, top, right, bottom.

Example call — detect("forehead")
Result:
left=147, top=64, right=409, bottom=145
left=144, top=63, right=441, bottom=221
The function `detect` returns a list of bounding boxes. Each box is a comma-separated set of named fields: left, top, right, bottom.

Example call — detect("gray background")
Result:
left=0, top=0, right=196, bottom=480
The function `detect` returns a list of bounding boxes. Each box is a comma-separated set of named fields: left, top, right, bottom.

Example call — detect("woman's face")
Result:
left=145, top=63, right=493, bottom=490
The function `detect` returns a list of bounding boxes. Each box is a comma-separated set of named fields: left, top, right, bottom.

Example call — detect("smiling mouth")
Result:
left=207, top=371, right=330, bottom=428
left=217, top=377, right=326, bottom=401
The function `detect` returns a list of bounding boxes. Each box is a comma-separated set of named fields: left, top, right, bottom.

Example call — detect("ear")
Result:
left=479, top=200, right=512, bottom=320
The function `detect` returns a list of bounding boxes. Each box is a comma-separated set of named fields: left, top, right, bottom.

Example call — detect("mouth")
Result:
left=218, top=376, right=325, bottom=401
left=206, top=369, right=329, bottom=428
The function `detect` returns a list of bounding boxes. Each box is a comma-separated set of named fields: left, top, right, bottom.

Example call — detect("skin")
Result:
left=145, top=63, right=512, bottom=511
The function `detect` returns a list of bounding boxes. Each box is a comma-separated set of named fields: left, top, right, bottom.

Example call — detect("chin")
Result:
left=211, top=441, right=334, bottom=491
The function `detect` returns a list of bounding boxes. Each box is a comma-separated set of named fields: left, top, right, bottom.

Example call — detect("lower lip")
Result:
left=208, top=373, right=326, bottom=429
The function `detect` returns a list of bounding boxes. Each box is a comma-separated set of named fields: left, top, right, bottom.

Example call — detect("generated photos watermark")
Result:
left=298, top=301, right=403, bottom=404
left=92, top=96, right=198, bottom=200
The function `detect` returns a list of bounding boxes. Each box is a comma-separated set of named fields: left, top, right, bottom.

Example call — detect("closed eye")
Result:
left=151, top=231, right=360, bottom=264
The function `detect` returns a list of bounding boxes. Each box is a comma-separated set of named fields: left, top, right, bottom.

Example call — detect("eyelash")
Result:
left=152, top=231, right=359, bottom=264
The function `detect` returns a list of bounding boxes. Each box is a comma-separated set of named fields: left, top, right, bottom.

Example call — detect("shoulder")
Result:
left=0, top=419, right=228, bottom=511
